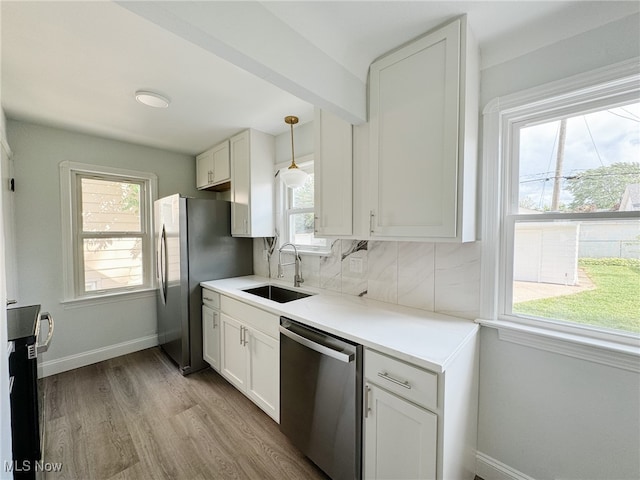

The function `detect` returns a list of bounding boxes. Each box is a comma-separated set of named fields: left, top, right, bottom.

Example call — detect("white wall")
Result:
left=477, top=13, right=640, bottom=480
left=0, top=109, right=14, bottom=478
left=7, top=120, right=212, bottom=376
left=274, top=120, right=314, bottom=164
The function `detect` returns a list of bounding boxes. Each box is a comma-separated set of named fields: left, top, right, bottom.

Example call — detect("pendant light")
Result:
left=280, top=115, right=308, bottom=189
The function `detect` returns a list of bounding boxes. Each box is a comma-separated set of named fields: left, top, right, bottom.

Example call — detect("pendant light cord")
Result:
left=289, top=121, right=297, bottom=169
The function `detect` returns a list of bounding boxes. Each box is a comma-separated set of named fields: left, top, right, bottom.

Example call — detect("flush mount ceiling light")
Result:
left=280, top=115, right=308, bottom=189
left=135, top=90, right=170, bottom=108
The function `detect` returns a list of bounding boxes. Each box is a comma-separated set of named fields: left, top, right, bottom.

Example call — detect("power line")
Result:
left=583, top=117, right=606, bottom=168
left=519, top=170, right=639, bottom=184
left=609, top=109, right=640, bottom=123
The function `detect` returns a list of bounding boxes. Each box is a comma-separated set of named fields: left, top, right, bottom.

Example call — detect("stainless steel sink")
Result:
left=242, top=285, right=313, bottom=303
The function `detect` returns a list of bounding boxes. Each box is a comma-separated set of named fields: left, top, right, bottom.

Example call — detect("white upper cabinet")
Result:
left=230, top=129, right=275, bottom=237
left=196, top=140, right=231, bottom=191
left=368, top=16, right=478, bottom=242
left=313, top=107, right=353, bottom=236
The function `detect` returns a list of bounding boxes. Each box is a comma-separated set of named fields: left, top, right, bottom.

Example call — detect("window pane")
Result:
left=291, top=173, right=314, bottom=208
left=81, top=177, right=142, bottom=232
left=288, top=212, right=328, bottom=247
left=518, top=102, right=640, bottom=213
left=83, top=237, right=143, bottom=291
left=512, top=219, right=640, bottom=333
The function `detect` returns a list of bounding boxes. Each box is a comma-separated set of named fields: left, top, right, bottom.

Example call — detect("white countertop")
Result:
left=201, top=275, right=479, bottom=373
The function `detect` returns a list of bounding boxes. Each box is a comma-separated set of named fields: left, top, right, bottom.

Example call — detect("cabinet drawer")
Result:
left=365, top=349, right=438, bottom=411
left=202, top=288, right=220, bottom=309
left=220, top=295, right=279, bottom=339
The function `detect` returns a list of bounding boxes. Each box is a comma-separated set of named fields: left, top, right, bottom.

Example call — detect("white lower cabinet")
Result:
left=363, top=340, right=479, bottom=480
left=202, top=305, right=220, bottom=371
left=220, top=313, right=247, bottom=389
left=219, top=305, right=279, bottom=422
left=364, top=383, right=437, bottom=480
left=202, top=288, right=221, bottom=372
left=246, top=327, right=279, bottom=419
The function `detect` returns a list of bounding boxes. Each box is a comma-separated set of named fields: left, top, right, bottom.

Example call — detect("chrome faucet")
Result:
left=278, top=243, right=304, bottom=287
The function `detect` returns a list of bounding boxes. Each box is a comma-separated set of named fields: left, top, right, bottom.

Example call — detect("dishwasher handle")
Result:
left=279, top=325, right=354, bottom=363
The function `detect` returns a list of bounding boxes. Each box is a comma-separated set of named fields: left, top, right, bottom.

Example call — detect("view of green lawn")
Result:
left=513, top=258, right=640, bottom=334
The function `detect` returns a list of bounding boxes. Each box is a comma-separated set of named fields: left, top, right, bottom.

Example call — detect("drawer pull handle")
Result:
left=203, top=296, right=213, bottom=301
left=378, top=371, right=411, bottom=389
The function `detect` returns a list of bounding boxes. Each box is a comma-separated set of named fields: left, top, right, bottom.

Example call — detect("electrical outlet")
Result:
left=349, top=257, right=363, bottom=274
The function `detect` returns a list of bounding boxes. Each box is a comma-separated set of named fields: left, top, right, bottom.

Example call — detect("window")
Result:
left=278, top=160, right=329, bottom=253
left=61, top=162, right=156, bottom=300
left=491, top=67, right=640, bottom=342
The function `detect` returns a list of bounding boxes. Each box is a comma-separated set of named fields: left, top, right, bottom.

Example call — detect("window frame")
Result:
left=479, top=58, right=640, bottom=360
left=60, top=162, right=157, bottom=302
left=276, top=155, right=330, bottom=255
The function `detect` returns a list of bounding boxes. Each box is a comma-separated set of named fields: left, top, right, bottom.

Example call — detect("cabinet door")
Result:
left=202, top=305, right=220, bottom=371
left=211, top=141, right=231, bottom=184
left=246, top=327, right=279, bottom=422
left=364, top=384, right=437, bottom=480
left=220, top=313, right=247, bottom=390
left=369, top=19, right=460, bottom=239
left=230, top=131, right=250, bottom=235
left=196, top=149, right=214, bottom=189
left=314, top=107, right=353, bottom=236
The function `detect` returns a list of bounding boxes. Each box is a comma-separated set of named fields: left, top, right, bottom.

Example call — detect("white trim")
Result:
left=0, top=137, right=12, bottom=158
left=476, top=451, right=537, bottom=480
left=478, top=318, right=640, bottom=372
left=482, top=58, right=640, bottom=116
left=60, top=287, right=155, bottom=308
left=38, top=334, right=158, bottom=378
left=480, top=57, right=640, bottom=352
left=275, top=155, right=331, bottom=255
left=59, top=161, right=158, bottom=300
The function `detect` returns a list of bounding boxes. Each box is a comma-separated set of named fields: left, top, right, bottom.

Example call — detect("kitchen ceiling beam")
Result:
left=116, top=1, right=367, bottom=125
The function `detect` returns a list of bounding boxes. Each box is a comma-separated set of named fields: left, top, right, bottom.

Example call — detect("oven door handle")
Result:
left=37, top=312, right=54, bottom=354
left=279, top=325, right=353, bottom=363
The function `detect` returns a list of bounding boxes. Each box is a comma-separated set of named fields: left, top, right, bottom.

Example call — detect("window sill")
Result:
left=61, top=288, right=156, bottom=309
left=476, top=318, right=640, bottom=372
left=277, top=244, right=332, bottom=257
left=295, top=248, right=332, bottom=257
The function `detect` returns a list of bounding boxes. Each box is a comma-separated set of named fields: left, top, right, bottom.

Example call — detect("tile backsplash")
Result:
left=253, top=239, right=481, bottom=320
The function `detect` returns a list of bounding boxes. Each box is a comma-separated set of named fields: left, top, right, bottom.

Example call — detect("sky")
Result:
left=518, top=101, right=640, bottom=211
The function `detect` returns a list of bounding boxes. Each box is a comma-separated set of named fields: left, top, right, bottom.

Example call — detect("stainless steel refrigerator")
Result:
left=155, top=194, right=253, bottom=375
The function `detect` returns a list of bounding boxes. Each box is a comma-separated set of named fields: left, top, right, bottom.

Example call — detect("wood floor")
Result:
left=40, top=347, right=328, bottom=480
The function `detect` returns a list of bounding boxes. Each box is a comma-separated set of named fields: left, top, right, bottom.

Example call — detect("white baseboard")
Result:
left=476, top=452, right=536, bottom=480
left=38, top=334, right=158, bottom=378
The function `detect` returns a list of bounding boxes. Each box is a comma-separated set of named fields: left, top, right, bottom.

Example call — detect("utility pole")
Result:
left=551, top=118, right=567, bottom=211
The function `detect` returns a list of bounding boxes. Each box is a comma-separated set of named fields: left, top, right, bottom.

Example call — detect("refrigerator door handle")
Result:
left=37, top=312, right=54, bottom=354
left=160, top=225, right=168, bottom=303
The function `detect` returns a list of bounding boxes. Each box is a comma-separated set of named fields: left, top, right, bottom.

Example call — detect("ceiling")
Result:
left=2, top=1, right=638, bottom=156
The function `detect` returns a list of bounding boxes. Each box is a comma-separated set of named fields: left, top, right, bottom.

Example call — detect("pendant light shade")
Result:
left=281, top=115, right=308, bottom=189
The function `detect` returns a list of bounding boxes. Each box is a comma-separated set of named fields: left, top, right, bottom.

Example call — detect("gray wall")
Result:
left=7, top=119, right=213, bottom=373
left=0, top=108, right=13, bottom=478
left=477, top=13, right=640, bottom=480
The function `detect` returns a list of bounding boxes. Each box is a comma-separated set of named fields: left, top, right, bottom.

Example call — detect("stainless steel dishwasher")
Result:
left=279, top=317, right=363, bottom=480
